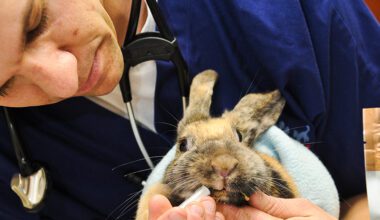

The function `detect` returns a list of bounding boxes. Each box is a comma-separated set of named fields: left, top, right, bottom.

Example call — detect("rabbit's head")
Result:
left=163, top=70, right=286, bottom=205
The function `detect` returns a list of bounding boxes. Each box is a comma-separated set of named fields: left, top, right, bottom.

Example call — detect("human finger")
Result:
left=185, top=203, right=205, bottom=220
left=156, top=207, right=188, bottom=220
left=148, top=194, right=174, bottom=220
left=249, top=191, right=314, bottom=218
left=217, top=203, right=282, bottom=220
left=200, top=196, right=217, bottom=220
left=214, top=212, right=225, bottom=220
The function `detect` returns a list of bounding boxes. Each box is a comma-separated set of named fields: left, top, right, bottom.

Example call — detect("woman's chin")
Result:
left=87, top=76, right=121, bottom=97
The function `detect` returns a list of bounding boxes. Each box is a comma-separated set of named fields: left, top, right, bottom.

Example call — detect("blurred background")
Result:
left=363, top=108, right=380, bottom=219
left=362, top=2, right=379, bottom=218
left=364, top=0, right=380, bottom=22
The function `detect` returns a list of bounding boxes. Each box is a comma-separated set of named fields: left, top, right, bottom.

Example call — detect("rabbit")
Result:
left=135, top=70, right=298, bottom=219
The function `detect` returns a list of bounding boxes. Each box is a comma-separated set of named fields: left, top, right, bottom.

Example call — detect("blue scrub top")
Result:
left=1, top=0, right=379, bottom=219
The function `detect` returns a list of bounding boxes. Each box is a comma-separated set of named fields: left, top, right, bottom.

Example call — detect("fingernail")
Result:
left=189, top=204, right=204, bottom=217
left=168, top=211, right=186, bottom=220
left=201, top=200, right=215, bottom=214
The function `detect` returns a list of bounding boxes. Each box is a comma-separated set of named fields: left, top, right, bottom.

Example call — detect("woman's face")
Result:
left=0, top=0, right=124, bottom=107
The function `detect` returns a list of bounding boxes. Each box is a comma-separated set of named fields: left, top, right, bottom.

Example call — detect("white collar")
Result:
left=86, top=3, right=157, bottom=132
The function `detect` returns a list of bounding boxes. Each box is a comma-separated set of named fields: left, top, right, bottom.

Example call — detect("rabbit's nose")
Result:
left=211, top=154, right=238, bottom=178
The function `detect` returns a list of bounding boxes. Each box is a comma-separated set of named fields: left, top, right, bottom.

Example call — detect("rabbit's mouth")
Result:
left=210, top=188, right=228, bottom=202
left=209, top=186, right=252, bottom=206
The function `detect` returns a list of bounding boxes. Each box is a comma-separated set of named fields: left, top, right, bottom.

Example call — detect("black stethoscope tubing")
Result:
left=3, top=107, right=34, bottom=177
left=119, top=0, right=189, bottom=170
left=120, top=0, right=189, bottom=106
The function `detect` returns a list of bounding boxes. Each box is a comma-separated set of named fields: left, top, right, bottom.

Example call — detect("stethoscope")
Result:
left=3, top=0, right=189, bottom=212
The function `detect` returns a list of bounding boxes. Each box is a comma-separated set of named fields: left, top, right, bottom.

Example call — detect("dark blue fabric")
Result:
left=155, top=0, right=380, bottom=201
left=0, top=0, right=379, bottom=219
left=0, top=99, right=172, bottom=220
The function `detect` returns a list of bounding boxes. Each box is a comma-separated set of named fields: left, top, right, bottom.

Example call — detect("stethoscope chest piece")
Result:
left=10, top=167, right=48, bottom=211
left=3, top=107, right=49, bottom=212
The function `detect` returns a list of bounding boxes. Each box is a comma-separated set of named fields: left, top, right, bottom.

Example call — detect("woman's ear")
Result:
left=177, top=70, right=218, bottom=133
left=224, top=90, right=285, bottom=145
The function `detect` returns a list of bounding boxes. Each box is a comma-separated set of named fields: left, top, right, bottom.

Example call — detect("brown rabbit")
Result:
left=135, top=70, right=298, bottom=219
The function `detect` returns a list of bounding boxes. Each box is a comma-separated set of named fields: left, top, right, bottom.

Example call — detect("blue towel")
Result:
left=254, top=126, right=339, bottom=218
left=144, top=126, right=340, bottom=218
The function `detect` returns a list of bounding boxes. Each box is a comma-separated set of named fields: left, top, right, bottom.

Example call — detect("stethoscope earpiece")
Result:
left=119, top=0, right=189, bottom=171
left=10, top=166, right=49, bottom=212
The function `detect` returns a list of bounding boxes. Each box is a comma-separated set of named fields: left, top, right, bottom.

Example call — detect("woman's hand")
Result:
left=148, top=195, right=224, bottom=220
left=217, top=192, right=337, bottom=220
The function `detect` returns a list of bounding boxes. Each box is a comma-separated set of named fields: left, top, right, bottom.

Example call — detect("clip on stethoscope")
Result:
left=2, top=0, right=189, bottom=212
left=120, top=0, right=189, bottom=170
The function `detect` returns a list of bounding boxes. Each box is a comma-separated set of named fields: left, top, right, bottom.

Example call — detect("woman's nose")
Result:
left=23, top=47, right=79, bottom=98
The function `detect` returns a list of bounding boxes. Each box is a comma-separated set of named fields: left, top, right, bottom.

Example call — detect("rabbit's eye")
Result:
left=235, top=129, right=243, bottom=142
left=178, top=139, right=189, bottom=152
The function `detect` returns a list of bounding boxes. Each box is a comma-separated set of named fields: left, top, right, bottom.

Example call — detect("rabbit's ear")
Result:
left=224, top=90, right=285, bottom=145
left=178, top=70, right=218, bottom=132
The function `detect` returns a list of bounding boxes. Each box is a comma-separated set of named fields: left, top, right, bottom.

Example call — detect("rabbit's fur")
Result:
left=136, top=70, right=298, bottom=219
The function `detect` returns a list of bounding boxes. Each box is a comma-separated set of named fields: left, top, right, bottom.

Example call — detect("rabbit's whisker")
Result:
left=123, top=168, right=152, bottom=177
left=116, top=199, right=140, bottom=220
left=156, top=121, right=178, bottom=129
left=253, top=175, right=292, bottom=194
left=244, top=68, right=260, bottom=96
left=112, top=156, right=164, bottom=171
left=159, top=104, right=180, bottom=122
left=106, top=190, right=142, bottom=220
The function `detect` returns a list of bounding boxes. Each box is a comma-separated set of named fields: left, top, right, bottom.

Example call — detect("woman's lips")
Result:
left=77, top=43, right=103, bottom=95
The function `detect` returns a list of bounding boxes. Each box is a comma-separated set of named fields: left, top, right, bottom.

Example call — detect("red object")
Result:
left=365, top=0, right=380, bottom=22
